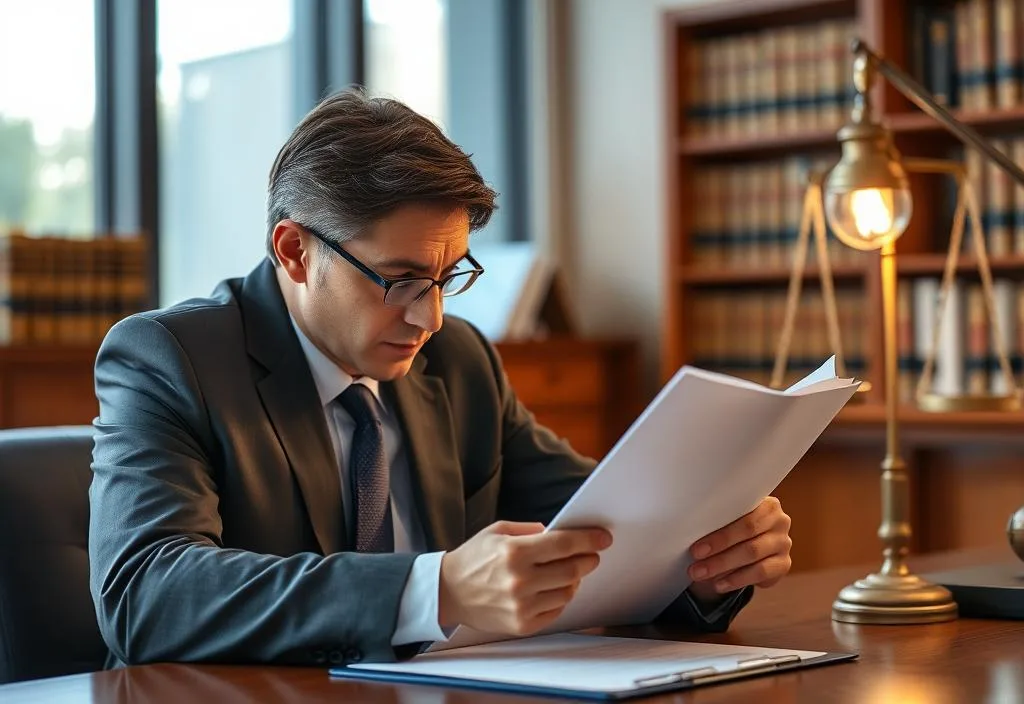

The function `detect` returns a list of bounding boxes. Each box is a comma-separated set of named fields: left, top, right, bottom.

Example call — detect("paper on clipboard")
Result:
left=431, top=358, right=859, bottom=652
left=345, top=633, right=839, bottom=698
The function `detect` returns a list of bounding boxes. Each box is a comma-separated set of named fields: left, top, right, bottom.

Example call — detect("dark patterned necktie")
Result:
left=337, top=384, right=394, bottom=553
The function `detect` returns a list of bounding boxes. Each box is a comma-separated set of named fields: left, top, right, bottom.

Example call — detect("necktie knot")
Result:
left=338, top=384, right=381, bottom=428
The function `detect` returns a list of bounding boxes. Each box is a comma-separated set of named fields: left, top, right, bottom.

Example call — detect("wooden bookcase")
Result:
left=664, top=0, right=1024, bottom=571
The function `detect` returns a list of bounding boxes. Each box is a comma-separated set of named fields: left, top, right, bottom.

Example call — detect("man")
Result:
left=89, top=90, right=793, bottom=668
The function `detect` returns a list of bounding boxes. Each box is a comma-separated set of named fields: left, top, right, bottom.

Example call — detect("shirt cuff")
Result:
left=683, top=586, right=748, bottom=625
left=391, top=551, right=450, bottom=646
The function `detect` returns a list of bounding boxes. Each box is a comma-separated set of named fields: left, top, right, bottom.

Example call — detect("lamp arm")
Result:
left=853, top=39, right=1024, bottom=188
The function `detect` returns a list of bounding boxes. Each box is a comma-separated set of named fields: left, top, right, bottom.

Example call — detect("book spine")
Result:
left=987, top=139, right=1013, bottom=256
left=989, top=278, right=1016, bottom=394
left=964, top=283, right=989, bottom=394
left=928, top=8, right=956, bottom=106
left=956, top=1, right=974, bottom=109
left=758, top=31, right=780, bottom=135
left=995, top=0, right=1020, bottom=107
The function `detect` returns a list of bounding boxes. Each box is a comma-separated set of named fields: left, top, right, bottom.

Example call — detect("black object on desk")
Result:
left=924, top=563, right=1024, bottom=620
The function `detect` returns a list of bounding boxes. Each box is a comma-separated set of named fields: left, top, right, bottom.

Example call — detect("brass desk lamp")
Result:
left=822, top=40, right=1024, bottom=624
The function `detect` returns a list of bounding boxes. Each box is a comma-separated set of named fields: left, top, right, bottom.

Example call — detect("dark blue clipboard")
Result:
left=329, top=650, right=857, bottom=701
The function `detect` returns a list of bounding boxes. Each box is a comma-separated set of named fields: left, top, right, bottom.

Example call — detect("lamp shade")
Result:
left=824, top=122, right=912, bottom=250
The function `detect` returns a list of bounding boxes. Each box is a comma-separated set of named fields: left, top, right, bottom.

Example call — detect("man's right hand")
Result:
left=437, top=521, right=612, bottom=636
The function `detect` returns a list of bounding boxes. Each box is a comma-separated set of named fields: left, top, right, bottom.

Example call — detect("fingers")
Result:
left=530, top=584, right=578, bottom=618
left=442, top=523, right=609, bottom=636
left=706, top=554, right=793, bottom=593
left=505, top=586, right=577, bottom=636
left=689, top=529, right=793, bottom=586
left=488, top=520, right=546, bottom=537
left=691, top=497, right=787, bottom=560
left=528, top=553, right=601, bottom=593
left=519, top=527, right=613, bottom=564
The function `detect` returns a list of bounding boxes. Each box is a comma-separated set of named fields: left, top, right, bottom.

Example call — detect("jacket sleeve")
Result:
left=656, top=586, right=754, bottom=633
left=89, top=314, right=415, bottom=667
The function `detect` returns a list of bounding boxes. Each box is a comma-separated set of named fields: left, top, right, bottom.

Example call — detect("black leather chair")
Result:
left=0, top=426, right=108, bottom=684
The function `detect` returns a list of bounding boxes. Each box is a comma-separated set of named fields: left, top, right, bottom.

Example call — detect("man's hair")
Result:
left=265, top=88, right=497, bottom=262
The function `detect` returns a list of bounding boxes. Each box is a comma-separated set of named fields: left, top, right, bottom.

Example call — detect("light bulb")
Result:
left=851, top=189, right=894, bottom=237
left=824, top=186, right=912, bottom=251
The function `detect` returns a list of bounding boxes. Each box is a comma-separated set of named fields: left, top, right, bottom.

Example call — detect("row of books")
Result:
left=689, top=276, right=1024, bottom=403
left=910, top=0, right=1024, bottom=111
left=897, top=277, right=1024, bottom=403
left=689, top=287, right=866, bottom=389
left=0, top=233, right=150, bottom=345
left=690, top=154, right=863, bottom=269
left=684, top=18, right=857, bottom=139
left=690, top=138, right=1024, bottom=271
left=955, top=140, right=1024, bottom=256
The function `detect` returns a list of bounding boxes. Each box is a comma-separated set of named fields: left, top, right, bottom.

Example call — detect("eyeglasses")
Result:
left=303, top=224, right=485, bottom=307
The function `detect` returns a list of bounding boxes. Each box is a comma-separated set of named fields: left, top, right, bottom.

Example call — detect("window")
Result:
left=157, top=0, right=294, bottom=306
left=0, top=0, right=95, bottom=235
left=364, top=0, right=529, bottom=245
left=364, top=0, right=448, bottom=130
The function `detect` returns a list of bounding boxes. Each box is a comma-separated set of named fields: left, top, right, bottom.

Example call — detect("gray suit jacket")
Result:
left=89, top=259, right=749, bottom=669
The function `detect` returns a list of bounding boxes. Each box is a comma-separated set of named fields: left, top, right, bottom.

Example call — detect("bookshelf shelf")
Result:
left=896, top=254, right=1024, bottom=277
left=836, top=403, right=1024, bottom=430
left=677, top=128, right=842, bottom=159
left=668, top=0, right=855, bottom=29
left=678, top=263, right=866, bottom=286
left=888, top=105, right=1024, bottom=136
left=678, top=107, right=1024, bottom=160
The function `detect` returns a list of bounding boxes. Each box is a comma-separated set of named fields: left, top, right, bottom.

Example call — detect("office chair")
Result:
left=0, top=426, right=108, bottom=684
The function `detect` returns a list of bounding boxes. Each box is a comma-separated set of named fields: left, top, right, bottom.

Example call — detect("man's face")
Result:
left=299, top=203, right=471, bottom=380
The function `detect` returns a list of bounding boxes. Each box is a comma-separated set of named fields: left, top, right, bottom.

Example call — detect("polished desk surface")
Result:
left=4, top=547, right=1022, bottom=703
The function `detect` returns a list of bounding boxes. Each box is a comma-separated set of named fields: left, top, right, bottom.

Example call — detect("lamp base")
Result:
left=831, top=571, right=958, bottom=624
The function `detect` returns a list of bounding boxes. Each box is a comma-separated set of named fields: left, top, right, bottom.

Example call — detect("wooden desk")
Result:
left=3, top=547, right=1021, bottom=703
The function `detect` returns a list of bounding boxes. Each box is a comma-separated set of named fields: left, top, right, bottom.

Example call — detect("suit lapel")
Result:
left=241, top=260, right=345, bottom=555
left=383, top=357, right=465, bottom=552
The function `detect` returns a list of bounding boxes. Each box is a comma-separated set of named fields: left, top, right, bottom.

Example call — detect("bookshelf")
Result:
left=664, top=0, right=1024, bottom=571
left=665, top=0, right=1024, bottom=402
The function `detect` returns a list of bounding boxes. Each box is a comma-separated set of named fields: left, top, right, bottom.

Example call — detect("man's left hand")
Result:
left=687, top=496, right=792, bottom=603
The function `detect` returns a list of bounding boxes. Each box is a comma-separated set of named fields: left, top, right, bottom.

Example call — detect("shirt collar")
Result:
left=289, top=314, right=384, bottom=411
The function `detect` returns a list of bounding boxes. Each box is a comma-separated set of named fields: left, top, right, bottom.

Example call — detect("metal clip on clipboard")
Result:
left=633, top=653, right=803, bottom=688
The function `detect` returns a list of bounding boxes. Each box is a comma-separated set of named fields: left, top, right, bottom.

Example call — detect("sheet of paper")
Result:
left=784, top=356, right=839, bottom=393
left=433, top=358, right=858, bottom=652
left=355, top=633, right=826, bottom=693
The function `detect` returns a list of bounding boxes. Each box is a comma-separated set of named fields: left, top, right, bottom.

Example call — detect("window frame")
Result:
left=93, top=0, right=530, bottom=309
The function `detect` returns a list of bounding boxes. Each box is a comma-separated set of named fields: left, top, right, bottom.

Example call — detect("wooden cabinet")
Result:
left=496, top=338, right=642, bottom=460
left=0, top=338, right=643, bottom=461
left=0, top=346, right=97, bottom=428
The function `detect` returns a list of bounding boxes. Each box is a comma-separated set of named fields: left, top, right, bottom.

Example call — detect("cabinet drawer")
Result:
left=533, top=409, right=605, bottom=460
left=503, top=355, right=607, bottom=406
left=2, top=367, right=97, bottom=427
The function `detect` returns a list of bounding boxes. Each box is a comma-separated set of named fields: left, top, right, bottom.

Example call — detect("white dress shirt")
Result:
left=290, top=317, right=448, bottom=646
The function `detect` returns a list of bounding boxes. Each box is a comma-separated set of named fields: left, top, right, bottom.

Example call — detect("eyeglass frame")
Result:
left=300, top=223, right=485, bottom=306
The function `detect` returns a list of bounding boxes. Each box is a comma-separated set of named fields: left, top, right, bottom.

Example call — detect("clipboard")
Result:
left=328, top=634, right=857, bottom=701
